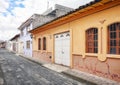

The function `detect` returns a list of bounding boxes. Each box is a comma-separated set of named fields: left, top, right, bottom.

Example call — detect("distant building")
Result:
left=9, top=34, right=20, bottom=53
left=18, top=4, right=73, bottom=57
left=0, top=41, right=6, bottom=48
left=6, top=41, right=12, bottom=51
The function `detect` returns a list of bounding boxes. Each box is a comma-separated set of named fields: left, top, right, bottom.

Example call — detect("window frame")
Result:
left=107, top=22, right=120, bottom=55
left=86, top=28, right=98, bottom=53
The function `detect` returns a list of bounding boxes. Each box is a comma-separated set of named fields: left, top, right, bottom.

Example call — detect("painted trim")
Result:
left=107, top=54, right=120, bottom=59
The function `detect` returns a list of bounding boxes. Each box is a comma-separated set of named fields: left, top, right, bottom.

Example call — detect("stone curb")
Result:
left=62, top=69, right=120, bottom=85
left=18, top=54, right=43, bottom=66
left=61, top=71, right=96, bottom=85
left=18, top=54, right=68, bottom=73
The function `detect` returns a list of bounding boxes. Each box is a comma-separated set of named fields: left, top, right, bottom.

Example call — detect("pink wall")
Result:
left=33, top=51, right=52, bottom=63
left=73, top=55, right=120, bottom=82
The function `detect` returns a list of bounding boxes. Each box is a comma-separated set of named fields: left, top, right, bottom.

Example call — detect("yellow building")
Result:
left=30, top=0, right=120, bottom=82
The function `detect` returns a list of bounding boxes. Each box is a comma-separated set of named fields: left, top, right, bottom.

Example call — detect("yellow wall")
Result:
left=33, top=23, right=71, bottom=51
left=33, top=5, right=120, bottom=64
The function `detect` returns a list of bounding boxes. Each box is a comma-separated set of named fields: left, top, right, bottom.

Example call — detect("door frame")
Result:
left=53, top=30, right=72, bottom=67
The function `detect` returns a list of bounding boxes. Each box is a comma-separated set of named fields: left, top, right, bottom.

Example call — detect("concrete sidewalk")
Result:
left=19, top=54, right=120, bottom=85
left=63, top=69, right=119, bottom=85
left=18, top=54, right=69, bottom=72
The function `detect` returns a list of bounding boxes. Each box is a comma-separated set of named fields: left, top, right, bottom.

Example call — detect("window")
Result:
left=38, top=38, right=41, bottom=50
left=108, top=23, right=120, bottom=54
left=86, top=28, right=98, bottom=53
left=43, top=37, right=46, bottom=50
left=26, top=40, right=30, bottom=49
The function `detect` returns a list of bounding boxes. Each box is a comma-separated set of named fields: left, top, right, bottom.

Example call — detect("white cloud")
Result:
left=0, top=0, right=93, bottom=40
left=0, top=14, right=20, bottom=31
left=0, top=30, right=19, bottom=41
left=0, top=0, right=9, bottom=13
left=12, top=0, right=49, bottom=26
left=49, top=0, right=93, bottom=8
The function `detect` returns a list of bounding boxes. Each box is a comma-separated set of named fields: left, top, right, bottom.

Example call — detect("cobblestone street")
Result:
left=0, top=49, right=95, bottom=85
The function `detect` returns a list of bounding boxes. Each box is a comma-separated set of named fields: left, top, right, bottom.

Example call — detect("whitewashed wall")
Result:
left=20, top=24, right=32, bottom=57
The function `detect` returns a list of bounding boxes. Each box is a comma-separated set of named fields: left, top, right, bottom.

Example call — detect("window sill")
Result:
left=33, top=50, right=47, bottom=53
left=42, top=50, right=47, bottom=53
left=72, top=53, right=98, bottom=57
left=37, top=50, right=41, bottom=52
left=85, top=53, right=98, bottom=57
left=72, top=53, right=82, bottom=56
left=106, top=54, right=120, bottom=59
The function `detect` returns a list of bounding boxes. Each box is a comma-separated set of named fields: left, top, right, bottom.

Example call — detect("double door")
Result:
left=55, top=32, right=70, bottom=66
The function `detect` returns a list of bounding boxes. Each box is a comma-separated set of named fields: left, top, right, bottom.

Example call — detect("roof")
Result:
left=10, top=34, right=20, bottom=41
left=18, top=14, right=41, bottom=30
left=18, top=4, right=74, bottom=31
left=30, top=0, right=119, bottom=33
left=0, top=41, right=6, bottom=44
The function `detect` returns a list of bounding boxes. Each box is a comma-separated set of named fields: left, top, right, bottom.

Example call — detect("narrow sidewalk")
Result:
left=19, top=54, right=120, bottom=85
left=62, top=69, right=120, bottom=85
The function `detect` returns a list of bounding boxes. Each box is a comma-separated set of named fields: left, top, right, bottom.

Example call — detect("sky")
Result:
left=0, top=0, right=93, bottom=41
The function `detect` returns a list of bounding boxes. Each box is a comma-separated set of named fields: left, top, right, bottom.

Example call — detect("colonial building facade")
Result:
left=30, top=0, right=120, bottom=82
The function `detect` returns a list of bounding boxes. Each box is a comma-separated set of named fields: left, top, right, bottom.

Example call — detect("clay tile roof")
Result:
left=30, top=0, right=102, bottom=32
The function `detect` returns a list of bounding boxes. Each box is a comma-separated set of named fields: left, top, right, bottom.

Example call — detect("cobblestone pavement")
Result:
left=0, top=49, right=95, bottom=85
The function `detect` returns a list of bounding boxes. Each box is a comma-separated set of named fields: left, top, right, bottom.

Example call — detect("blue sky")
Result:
left=0, top=0, right=93, bottom=40
left=2, top=0, right=25, bottom=16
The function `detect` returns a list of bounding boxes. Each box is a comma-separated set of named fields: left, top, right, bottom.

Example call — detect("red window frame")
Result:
left=108, top=23, right=120, bottom=54
left=86, top=28, right=98, bottom=53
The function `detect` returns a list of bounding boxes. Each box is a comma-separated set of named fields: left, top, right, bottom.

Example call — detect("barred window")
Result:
left=108, top=23, right=120, bottom=54
left=86, top=28, right=98, bottom=53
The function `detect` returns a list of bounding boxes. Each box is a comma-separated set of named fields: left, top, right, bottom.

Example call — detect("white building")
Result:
left=6, top=41, right=12, bottom=51
left=8, top=34, right=20, bottom=53
left=18, top=19, right=33, bottom=57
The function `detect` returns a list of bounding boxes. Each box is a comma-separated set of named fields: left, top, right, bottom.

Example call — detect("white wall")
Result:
left=6, top=41, right=13, bottom=51
left=20, top=24, right=32, bottom=57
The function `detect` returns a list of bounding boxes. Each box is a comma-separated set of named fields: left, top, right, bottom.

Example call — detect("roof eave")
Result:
left=30, top=0, right=117, bottom=33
